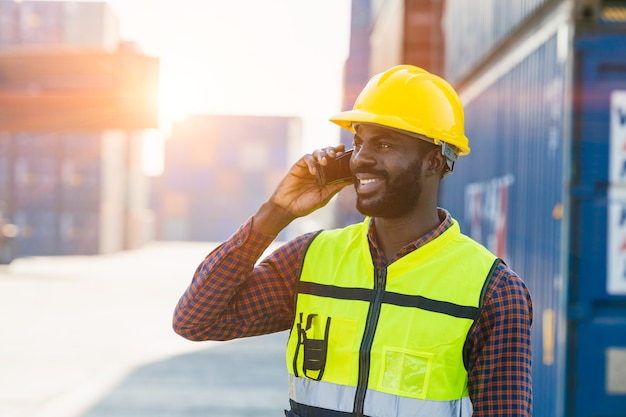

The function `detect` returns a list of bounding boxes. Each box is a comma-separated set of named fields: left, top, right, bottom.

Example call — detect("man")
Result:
left=173, top=65, right=533, bottom=417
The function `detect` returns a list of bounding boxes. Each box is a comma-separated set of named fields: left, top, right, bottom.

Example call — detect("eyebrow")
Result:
left=353, top=131, right=407, bottom=142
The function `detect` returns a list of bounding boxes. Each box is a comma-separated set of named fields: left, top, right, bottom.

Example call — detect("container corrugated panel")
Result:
left=17, top=1, right=65, bottom=45
left=59, top=132, right=102, bottom=211
left=242, top=171, right=271, bottom=212
left=0, top=0, right=18, bottom=48
left=58, top=209, right=99, bottom=255
left=187, top=194, right=221, bottom=242
left=0, top=155, right=11, bottom=201
left=12, top=1, right=118, bottom=49
left=443, top=0, right=550, bottom=83
left=184, top=167, right=251, bottom=242
left=567, top=31, right=626, bottom=417
left=62, top=2, right=119, bottom=51
left=13, top=132, right=58, bottom=211
left=439, top=32, right=565, bottom=416
left=369, top=0, right=403, bottom=74
left=403, top=0, right=444, bottom=75
left=13, top=156, right=60, bottom=210
left=158, top=115, right=298, bottom=242
left=10, top=132, right=60, bottom=210
left=212, top=116, right=290, bottom=170
left=0, top=133, right=13, bottom=202
left=12, top=208, right=59, bottom=256
left=13, top=132, right=60, bottom=156
left=59, top=158, right=101, bottom=210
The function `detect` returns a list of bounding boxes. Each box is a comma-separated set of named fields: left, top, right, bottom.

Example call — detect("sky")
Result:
left=101, top=0, right=353, bottom=174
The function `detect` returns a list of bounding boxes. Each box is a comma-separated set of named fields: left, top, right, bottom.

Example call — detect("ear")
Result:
left=425, top=148, right=447, bottom=177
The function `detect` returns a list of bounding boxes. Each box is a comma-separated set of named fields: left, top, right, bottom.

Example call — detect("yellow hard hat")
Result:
left=330, top=65, right=470, bottom=156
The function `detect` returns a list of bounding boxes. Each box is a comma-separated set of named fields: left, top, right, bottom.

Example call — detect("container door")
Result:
left=568, top=31, right=626, bottom=417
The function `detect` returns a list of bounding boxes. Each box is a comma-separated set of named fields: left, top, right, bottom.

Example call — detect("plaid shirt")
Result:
left=173, top=209, right=533, bottom=417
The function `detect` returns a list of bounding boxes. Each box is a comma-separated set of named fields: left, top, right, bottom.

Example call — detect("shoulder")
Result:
left=466, top=261, right=533, bottom=364
left=490, top=262, right=531, bottom=298
left=483, top=262, right=533, bottom=322
left=317, top=221, right=365, bottom=237
left=310, top=221, right=366, bottom=246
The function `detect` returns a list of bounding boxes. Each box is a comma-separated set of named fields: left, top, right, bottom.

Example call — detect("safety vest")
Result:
left=286, top=217, right=499, bottom=417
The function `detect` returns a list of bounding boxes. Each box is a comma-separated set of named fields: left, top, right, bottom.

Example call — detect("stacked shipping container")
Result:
left=443, top=0, right=551, bottom=85
left=0, top=0, right=119, bottom=50
left=0, top=131, right=131, bottom=257
left=0, top=50, right=159, bottom=131
left=0, top=1, right=159, bottom=262
left=153, top=115, right=301, bottom=242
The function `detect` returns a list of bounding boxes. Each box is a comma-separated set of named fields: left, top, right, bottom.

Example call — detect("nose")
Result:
left=351, top=144, right=376, bottom=170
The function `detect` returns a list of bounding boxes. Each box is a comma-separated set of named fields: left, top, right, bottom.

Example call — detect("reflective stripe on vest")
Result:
left=288, top=374, right=474, bottom=417
left=286, top=217, right=498, bottom=417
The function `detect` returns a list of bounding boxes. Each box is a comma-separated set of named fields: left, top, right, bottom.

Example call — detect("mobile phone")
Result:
left=316, top=149, right=354, bottom=186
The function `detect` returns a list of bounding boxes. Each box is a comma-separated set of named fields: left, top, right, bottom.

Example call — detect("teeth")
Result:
left=360, top=178, right=378, bottom=185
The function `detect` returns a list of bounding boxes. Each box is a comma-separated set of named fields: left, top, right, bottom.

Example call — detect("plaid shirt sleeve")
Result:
left=172, top=216, right=316, bottom=341
left=466, top=262, right=534, bottom=417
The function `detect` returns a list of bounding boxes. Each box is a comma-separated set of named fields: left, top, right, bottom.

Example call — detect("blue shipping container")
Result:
left=443, top=0, right=550, bottom=84
left=439, top=2, right=626, bottom=416
left=567, top=30, right=626, bottom=417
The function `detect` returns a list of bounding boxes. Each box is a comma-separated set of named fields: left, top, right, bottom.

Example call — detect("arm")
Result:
left=172, top=217, right=317, bottom=341
left=173, top=145, right=352, bottom=341
left=466, top=263, right=534, bottom=417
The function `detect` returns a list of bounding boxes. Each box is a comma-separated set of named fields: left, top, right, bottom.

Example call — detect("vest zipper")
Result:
left=353, top=267, right=387, bottom=416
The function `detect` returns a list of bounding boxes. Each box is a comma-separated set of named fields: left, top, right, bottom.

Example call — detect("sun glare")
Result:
left=109, top=0, right=352, bottom=176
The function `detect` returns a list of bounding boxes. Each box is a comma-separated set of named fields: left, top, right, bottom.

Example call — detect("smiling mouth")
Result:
left=359, top=178, right=380, bottom=185
left=355, top=175, right=384, bottom=193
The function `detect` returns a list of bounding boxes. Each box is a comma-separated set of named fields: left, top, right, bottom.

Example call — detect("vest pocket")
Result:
left=292, top=313, right=358, bottom=385
left=301, top=313, right=331, bottom=380
left=378, top=347, right=433, bottom=399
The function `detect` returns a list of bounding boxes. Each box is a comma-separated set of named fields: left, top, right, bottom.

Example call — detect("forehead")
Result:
left=354, top=123, right=414, bottom=141
left=353, top=123, right=440, bottom=157
left=353, top=124, right=430, bottom=152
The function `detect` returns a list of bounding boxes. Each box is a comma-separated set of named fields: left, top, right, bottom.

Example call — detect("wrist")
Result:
left=252, top=200, right=296, bottom=236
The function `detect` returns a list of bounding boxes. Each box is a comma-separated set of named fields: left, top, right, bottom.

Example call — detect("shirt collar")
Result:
left=367, top=208, right=453, bottom=267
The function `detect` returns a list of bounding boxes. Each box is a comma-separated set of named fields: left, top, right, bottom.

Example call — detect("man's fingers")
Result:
left=312, top=145, right=346, bottom=164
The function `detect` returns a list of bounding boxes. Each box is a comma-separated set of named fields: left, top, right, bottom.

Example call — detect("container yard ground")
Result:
left=0, top=241, right=289, bottom=417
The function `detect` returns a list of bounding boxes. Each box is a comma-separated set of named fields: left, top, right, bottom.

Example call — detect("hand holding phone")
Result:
left=316, top=149, right=353, bottom=186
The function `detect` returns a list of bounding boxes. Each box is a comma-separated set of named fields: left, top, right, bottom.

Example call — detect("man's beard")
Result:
left=355, top=158, right=423, bottom=219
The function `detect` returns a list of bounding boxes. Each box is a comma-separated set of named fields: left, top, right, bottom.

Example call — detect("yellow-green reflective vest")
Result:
left=286, top=217, right=498, bottom=417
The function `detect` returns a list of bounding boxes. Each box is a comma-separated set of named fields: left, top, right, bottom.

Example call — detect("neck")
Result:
left=373, top=207, right=441, bottom=261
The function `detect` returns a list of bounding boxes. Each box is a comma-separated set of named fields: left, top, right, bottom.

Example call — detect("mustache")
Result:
left=351, top=168, right=388, bottom=178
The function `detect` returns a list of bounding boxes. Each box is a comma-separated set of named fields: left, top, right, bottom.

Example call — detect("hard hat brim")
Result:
left=330, top=110, right=417, bottom=135
left=329, top=110, right=471, bottom=155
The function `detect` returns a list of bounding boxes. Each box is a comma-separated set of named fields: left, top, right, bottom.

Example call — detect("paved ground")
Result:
left=0, top=242, right=290, bottom=417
